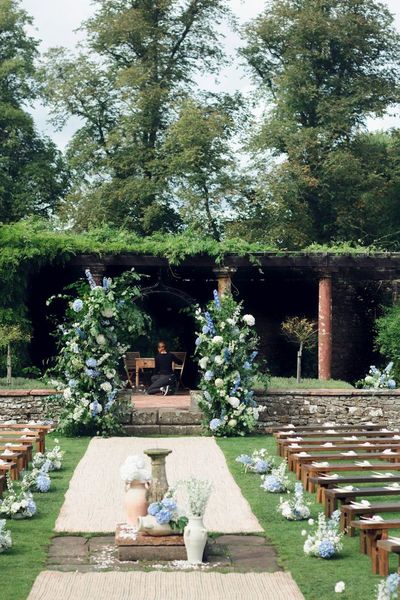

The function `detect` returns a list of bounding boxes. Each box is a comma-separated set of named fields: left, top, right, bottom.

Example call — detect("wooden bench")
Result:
left=324, top=486, right=400, bottom=518
left=310, top=474, right=400, bottom=503
left=277, top=432, right=398, bottom=456
left=290, top=451, right=400, bottom=476
left=285, top=442, right=400, bottom=461
left=272, top=423, right=387, bottom=436
left=351, top=519, right=400, bottom=574
left=0, top=451, right=25, bottom=472
left=0, top=444, right=30, bottom=468
left=0, top=461, right=18, bottom=480
left=302, top=462, right=400, bottom=493
left=377, top=538, right=400, bottom=576
left=0, top=433, right=41, bottom=454
left=341, top=502, right=400, bottom=536
left=0, top=474, right=5, bottom=496
left=0, top=441, right=33, bottom=462
left=0, top=428, right=44, bottom=452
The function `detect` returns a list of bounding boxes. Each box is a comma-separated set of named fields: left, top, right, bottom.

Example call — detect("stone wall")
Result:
left=0, top=390, right=61, bottom=422
left=256, top=389, right=400, bottom=430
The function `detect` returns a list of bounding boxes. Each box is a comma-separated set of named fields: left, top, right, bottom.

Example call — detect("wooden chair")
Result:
left=124, top=352, right=141, bottom=388
left=172, top=351, right=187, bottom=391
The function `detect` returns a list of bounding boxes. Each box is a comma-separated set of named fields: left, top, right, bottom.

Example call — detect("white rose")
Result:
left=334, top=582, right=345, bottom=594
left=214, top=355, right=224, bottom=365
left=199, top=357, right=209, bottom=369
left=100, top=382, right=112, bottom=392
left=212, top=336, right=223, bottom=344
left=243, top=314, right=255, bottom=326
left=215, top=378, right=224, bottom=388
left=96, top=334, right=106, bottom=345
left=228, top=397, right=240, bottom=408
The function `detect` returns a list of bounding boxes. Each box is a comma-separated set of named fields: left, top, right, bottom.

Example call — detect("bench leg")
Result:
left=377, top=547, right=389, bottom=577
left=360, top=530, right=368, bottom=555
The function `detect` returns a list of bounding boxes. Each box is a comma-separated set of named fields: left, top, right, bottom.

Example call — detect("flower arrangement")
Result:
left=261, top=461, right=291, bottom=493
left=147, top=495, right=188, bottom=532
left=376, top=573, right=400, bottom=599
left=278, top=482, right=311, bottom=521
left=21, top=466, right=51, bottom=493
left=357, top=363, right=396, bottom=389
left=302, top=511, right=343, bottom=559
left=183, top=477, right=213, bottom=517
left=119, top=454, right=151, bottom=485
left=49, top=269, right=148, bottom=436
left=0, top=475, right=36, bottom=519
left=33, top=440, right=64, bottom=472
left=236, top=448, right=274, bottom=474
left=0, top=520, right=12, bottom=553
left=195, top=290, right=267, bottom=436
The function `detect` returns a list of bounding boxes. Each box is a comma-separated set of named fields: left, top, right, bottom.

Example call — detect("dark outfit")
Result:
left=146, top=352, right=183, bottom=395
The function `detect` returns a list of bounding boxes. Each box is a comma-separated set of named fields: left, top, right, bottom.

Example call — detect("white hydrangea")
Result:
left=212, top=335, right=224, bottom=344
left=228, top=397, right=240, bottom=408
left=214, top=355, right=224, bottom=365
left=215, top=378, right=224, bottom=388
left=243, top=314, right=255, bottom=326
left=100, top=382, right=112, bottom=392
left=199, top=357, right=209, bottom=369
left=96, top=334, right=106, bottom=345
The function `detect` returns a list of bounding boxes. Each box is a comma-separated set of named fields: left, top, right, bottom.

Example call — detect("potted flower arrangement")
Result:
left=0, top=519, right=12, bottom=553
left=120, top=454, right=151, bottom=526
left=0, top=475, right=36, bottom=519
left=182, top=477, right=212, bottom=564
left=236, top=448, right=274, bottom=474
left=261, top=461, right=291, bottom=493
left=302, top=511, right=343, bottom=559
left=357, top=363, right=396, bottom=389
left=376, top=573, right=400, bottom=599
left=278, top=482, right=311, bottom=521
left=138, top=494, right=188, bottom=536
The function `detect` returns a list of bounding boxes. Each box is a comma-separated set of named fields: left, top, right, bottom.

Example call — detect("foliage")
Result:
left=0, top=0, right=68, bottom=223
left=41, top=0, right=232, bottom=233
left=241, top=0, right=400, bottom=248
left=195, top=290, right=266, bottom=436
left=356, top=363, right=396, bottom=390
left=375, top=304, right=400, bottom=381
left=49, top=269, right=148, bottom=436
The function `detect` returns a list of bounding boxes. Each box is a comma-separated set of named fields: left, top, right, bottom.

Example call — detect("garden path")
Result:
left=55, top=437, right=263, bottom=533
left=27, top=570, right=304, bottom=600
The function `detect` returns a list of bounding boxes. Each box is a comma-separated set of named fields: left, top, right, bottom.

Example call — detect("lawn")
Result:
left=0, top=435, right=90, bottom=600
left=218, top=436, right=395, bottom=600
left=0, top=377, right=53, bottom=390
left=261, top=377, right=354, bottom=390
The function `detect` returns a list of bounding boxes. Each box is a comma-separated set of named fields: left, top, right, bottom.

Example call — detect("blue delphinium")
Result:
left=72, top=299, right=83, bottom=312
left=102, top=277, right=111, bottom=291
left=250, top=351, right=258, bottom=361
left=203, top=391, right=211, bottom=401
left=36, top=471, right=51, bottom=493
left=213, top=290, right=221, bottom=309
left=156, top=508, right=172, bottom=525
left=223, top=348, right=231, bottom=361
left=85, top=269, right=97, bottom=289
left=204, top=312, right=215, bottom=334
left=318, top=539, right=335, bottom=559
left=210, top=418, right=223, bottom=432
left=148, top=503, right=160, bottom=516
left=243, top=361, right=251, bottom=370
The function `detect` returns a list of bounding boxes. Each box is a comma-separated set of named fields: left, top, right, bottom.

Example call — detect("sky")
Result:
left=22, top=0, right=400, bottom=149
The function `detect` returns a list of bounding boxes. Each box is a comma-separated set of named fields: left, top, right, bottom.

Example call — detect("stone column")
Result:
left=213, top=267, right=237, bottom=296
left=318, top=274, right=333, bottom=381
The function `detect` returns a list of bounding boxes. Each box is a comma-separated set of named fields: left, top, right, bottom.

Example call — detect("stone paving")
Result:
left=47, top=534, right=281, bottom=573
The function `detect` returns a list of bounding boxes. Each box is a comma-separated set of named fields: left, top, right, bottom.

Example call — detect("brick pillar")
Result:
left=213, top=267, right=237, bottom=296
left=318, top=274, right=333, bottom=380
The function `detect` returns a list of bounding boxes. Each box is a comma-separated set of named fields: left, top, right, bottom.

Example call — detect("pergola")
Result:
left=69, top=251, right=400, bottom=381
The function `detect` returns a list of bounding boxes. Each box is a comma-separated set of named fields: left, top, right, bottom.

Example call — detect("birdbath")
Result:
left=144, top=448, right=172, bottom=503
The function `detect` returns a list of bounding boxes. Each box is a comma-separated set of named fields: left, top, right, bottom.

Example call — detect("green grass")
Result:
left=0, top=435, right=90, bottom=600
left=0, top=377, right=53, bottom=390
left=264, top=377, right=354, bottom=390
left=218, top=436, right=395, bottom=600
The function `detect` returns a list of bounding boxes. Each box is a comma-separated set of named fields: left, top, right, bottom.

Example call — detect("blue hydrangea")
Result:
left=72, top=299, right=83, bottom=312
left=75, top=327, right=87, bottom=339
left=161, top=498, right=177, bottom=512
left=195, top=337, right=202, bottom=346
left=148, top=502, right=161, bottom=516
left=318, top=539, right=335, bottom=559
left=202, top=326, right=210, bottom=334
left=156, top=508, right=172, bottom=525
left=86, top=358, right=98, bottom=368
left=26, top=497, right=37, bottom=517
left=210, top=418, right=223, bottom=432
left=36, top=472, right=51, bottom=493
left=388, top=379, right=396, bottom=389
left=85, top=368, right=100, bottom=379
left=243, top=361, right=252, bottom=370
left=90, top=400, right=102, bottom=416
left=204, top=370, right=214, bottom=381
left=386, top=573, right=400, bottom=593
left=254, top=459, right=269, bottom=474
left=236, top=454, right=252, bottom=465
left=68, top=379, right=78, bottom=388
left=262, top=475, right=285, bottom=493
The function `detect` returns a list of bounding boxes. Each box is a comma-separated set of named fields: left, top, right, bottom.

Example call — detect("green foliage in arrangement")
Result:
left=375, top=303, right=400, bottom=381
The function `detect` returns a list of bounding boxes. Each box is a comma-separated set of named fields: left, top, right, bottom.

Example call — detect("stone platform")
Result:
left=115, top=524, right=186, bottom=561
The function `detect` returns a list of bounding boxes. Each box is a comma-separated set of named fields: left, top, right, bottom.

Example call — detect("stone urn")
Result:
left=144, top=448, right=172, bottom=503
left=124, top=481, right=149, bottom=527
left=137, top=515, right=174, bottom=536
left=184, top=516, right=207, bottom=564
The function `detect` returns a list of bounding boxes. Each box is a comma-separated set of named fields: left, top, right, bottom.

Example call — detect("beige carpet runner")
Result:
left=27, top=571, right=305, bottom=600
left=55, top=437, right=263, bottom=533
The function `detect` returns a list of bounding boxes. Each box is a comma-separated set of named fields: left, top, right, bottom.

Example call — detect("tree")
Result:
left=281, top=317, right=317, bottom=382
left=0, top=0, right=68, bottom=222
left=42, top=0, right=231, bottom=234
left=164, top=96, right=242, bottom=240
left=0, top=324, right=30, bottom=384
left=241, top=0, right=400, bottom=247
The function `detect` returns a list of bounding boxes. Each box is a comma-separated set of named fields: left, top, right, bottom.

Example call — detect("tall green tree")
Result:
left=241, top=0, right=400, bottom=247
left=0, top=0, right=68, bottom=222
left=43, top=0, right=231, bottom=234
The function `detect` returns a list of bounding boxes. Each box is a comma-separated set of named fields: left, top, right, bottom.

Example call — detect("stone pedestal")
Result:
left=144, top=448, right=172, bottom=503
left=115, top=523, right=186, bottom=561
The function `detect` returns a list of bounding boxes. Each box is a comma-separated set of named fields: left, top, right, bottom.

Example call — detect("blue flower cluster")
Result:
left=213, top=290, right=221, bottom=309
left=204, top=370, right=214, bottom=381
left=236, top=454, right=253, bottom=466
left=262, top=475, right=285, bottom=493
left=86, top=358, right=97, bottom=368
left=36, top=471, right=51, bottom=493
left=318, top=539, right=335, bottom=559
left=203, top=311, right=216, bottom=335
left=386, top=573, right=400, bottom=594
left=148, top=497, right=177, bottom=525
left=72, top=299, right=83, bottom=313
left=85, top=269, right=97, bottom=289
left=210, top=418, right=223, bottom=432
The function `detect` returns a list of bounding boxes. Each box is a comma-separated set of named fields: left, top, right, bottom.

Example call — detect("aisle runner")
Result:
left=27, top=571, right=304, bottom=600
left=55, top=437, right=263, bottom=533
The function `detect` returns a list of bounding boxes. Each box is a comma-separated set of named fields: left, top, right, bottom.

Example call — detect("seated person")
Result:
left=146, top=340, right=183, bottom=395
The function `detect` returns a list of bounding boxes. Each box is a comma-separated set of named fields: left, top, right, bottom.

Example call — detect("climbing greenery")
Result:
left=375, top=304, right=400, bottom=381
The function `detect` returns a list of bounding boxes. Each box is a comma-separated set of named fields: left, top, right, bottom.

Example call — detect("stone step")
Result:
left=123, top=424, right=203, bottom=436
left=123, top=407, right=204, bottom=436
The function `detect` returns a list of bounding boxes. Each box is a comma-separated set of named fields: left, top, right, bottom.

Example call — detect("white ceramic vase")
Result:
left=184, top=516, right=207, bottom=564
left=124, top=481, right=148, bottom=527
left=137, top=514, right=174, bottom=536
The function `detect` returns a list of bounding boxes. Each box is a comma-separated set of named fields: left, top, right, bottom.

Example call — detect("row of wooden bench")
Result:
left=272, top=423, right=400, bottom=576
left=0, top=423, right=53, bottom=497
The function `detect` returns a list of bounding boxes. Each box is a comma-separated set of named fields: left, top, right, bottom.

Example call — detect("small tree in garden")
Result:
left=49, top=269, right=148, bottom=436
left=375, top=304, right=400, bottom=381
left=195, top=291, right=265, bottom=437
left=0, top=325, right=31, bottom=385
left=281, top=317, right=317, bottom=383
